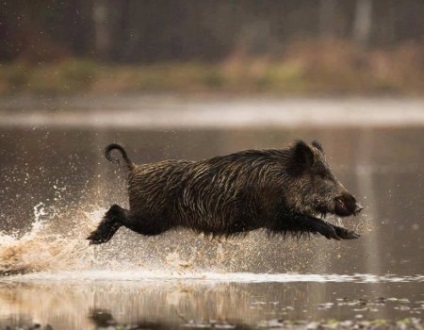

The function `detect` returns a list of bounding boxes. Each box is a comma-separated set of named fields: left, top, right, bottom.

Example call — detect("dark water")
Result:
left=0, top=97, right=424, bottom=329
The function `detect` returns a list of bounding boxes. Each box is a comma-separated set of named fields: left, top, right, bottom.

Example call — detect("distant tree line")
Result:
left=1, top=0, right=424, bottom=63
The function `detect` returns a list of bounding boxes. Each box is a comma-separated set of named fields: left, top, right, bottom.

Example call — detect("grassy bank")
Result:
left=1, top=41, right=423, bottom=96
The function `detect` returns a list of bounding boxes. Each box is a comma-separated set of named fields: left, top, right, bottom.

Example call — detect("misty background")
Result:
left=1, top=0, right=424, bottom=95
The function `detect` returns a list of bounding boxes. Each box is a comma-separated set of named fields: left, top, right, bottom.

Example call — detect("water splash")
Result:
left=0, top=201, right=262, bottom=276
left=0, top=203, right=100, bottom=275
left=0, top=193, right=364, bottom=278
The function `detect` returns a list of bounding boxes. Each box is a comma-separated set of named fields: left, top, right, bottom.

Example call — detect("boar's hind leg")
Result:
left=87, top=204, right=171, bottom=244
left=87, top=204, right=126, bottom=245
left=123, top=212, right=172, bottom=236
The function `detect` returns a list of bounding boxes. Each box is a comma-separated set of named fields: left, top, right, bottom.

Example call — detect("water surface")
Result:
left=1, top=97, right=424, bottom=329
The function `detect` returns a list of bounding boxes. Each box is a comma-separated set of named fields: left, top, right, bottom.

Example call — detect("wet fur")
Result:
left=88, top=142, right=361, bottom=244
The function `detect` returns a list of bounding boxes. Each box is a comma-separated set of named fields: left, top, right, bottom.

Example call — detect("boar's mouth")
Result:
left=334, top=196, right=363, bottom=217
left=313, top=196, right=363, bottom=218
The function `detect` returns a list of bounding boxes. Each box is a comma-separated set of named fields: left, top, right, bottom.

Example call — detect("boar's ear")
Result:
left=288, top=140, right=315, bottom=176
left=312, top=140, right=324, bottom=153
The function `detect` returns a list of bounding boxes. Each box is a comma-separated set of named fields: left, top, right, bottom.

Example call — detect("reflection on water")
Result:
left=1, top=97, right=424, bottom=329
left=1, top=274, right=424, bottom=329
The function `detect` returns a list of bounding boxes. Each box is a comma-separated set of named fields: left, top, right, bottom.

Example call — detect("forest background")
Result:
left=1, top=0, right=424, bottom=96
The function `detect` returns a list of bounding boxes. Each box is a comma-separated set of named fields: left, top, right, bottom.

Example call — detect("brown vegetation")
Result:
left=1, top=40, right=423, bottom=96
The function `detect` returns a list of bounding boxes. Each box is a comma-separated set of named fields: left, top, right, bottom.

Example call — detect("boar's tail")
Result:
left=105, top=143, right=134, bottom=170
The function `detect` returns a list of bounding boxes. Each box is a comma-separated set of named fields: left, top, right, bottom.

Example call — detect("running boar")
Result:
left=88, top=141, right=362, bottom=245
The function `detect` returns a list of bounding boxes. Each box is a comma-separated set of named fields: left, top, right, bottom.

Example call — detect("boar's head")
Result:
left=286, top=140, right=363, bottom=218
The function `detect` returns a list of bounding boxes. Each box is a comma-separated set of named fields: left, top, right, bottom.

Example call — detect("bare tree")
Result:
left=353, top=0, right=373, bottom=46
left=319, top=0, right=338, bottom=38
left=93, top=0, right=112, bottom=59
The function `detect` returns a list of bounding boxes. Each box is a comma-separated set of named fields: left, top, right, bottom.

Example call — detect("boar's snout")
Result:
left=334, top=193, right=363, bottom=217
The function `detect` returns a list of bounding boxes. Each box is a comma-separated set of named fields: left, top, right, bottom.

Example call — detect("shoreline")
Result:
left=1, top=96, right=424, bottom=129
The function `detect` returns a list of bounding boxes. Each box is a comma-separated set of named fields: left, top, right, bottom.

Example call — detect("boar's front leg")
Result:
left=331, top=223, right=360, bottom=239
left=271, top=213, right=359, bottom=240
left=292, top=214, right=360, bottom=240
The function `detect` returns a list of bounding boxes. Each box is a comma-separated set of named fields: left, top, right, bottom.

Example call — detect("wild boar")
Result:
left=88, top=141, right=362, bottom=245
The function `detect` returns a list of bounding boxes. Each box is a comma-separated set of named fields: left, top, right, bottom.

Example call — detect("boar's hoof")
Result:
left=333, top=226, right=360, bottom=240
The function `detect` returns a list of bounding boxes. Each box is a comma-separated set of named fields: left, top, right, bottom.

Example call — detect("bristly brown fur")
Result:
left=88, top=141, right=362, bottom=245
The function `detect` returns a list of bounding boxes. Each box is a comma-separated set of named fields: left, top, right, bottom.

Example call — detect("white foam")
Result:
left=2, top=270, right=423, bottom=284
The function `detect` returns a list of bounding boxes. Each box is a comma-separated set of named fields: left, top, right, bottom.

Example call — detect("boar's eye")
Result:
left=316, top=168, right=329, bottom=179
left=312, top=140, right=324, bottom=153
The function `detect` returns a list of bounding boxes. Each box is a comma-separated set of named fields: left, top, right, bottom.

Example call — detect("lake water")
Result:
left=0, top=96, right=424, bottom=329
